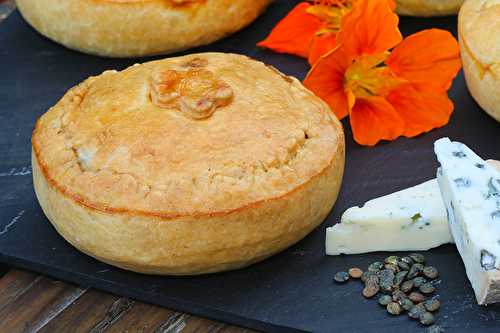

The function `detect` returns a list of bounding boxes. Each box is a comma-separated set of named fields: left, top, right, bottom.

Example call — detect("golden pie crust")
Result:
left=459, top=0, right=500, bottom=123
left=16, top=0, right=271, bottom=57
left=396, top=0, right=464, bottom=16
left=32, top=53, right=345, bottom=275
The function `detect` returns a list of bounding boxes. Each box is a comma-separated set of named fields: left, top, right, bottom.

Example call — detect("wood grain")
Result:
left=0, top=270, right=41, bottom=310
left=37, top=290, right=122, bottom=333
left=0, top=270, right=257, bottom=333
left=103, top=301, right=176, bottom=333
left=0, top=271, right=87, bottom=332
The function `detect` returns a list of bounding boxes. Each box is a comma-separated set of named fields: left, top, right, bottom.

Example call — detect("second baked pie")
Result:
left=16, top=0, right=271, bottom=57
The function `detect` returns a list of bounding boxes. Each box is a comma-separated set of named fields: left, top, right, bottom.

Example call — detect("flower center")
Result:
left=344, top=53, right=403, bottom=106
left=306, top=0, right=355, bottom=35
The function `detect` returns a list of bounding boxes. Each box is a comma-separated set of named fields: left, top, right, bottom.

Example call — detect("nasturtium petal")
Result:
left=349, top=97, right=405, bottom=146
left=304, top=48, right=352, bottom=119
left=257, top=2, right=322, bottom=58
left=387, top=84, right=454, bottom=138
left=337, top=0, right=402, bottom=58
left=308, top=32, right=338, bottom=65
left=386, top=29, right=461, bottom=92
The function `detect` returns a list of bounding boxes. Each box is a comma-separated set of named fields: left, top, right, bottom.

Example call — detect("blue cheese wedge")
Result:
left=326, top=160, right=500, bottom=256
left=326, top=179, right=453, bottom=255
left=435, top=138, right=500, bottom=305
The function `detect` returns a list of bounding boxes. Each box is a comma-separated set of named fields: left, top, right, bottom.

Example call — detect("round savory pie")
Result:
left=396, top=0, right=464, bottom=16
left=16, top=0, right=271, bottom=57
left=32, top=53, right=345, bottom=275
left=459, top=0, right=500, bottom=123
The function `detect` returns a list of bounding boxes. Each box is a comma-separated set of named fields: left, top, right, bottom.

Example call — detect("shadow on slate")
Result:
left=1, top=1, right=500, bottom=332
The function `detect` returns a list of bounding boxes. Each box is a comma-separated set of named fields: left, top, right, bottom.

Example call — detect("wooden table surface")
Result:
left=0, top=2, right=257, bottom=332
left=0, top=269, right=257, bottom=333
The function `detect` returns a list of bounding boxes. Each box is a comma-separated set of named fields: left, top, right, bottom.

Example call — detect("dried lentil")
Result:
left=408, top=292, right=426, bottom=303
left=423, top=266, right=439, bottom=279
left=348, top=267, right=363, bottom=279
left=378, top=269, right=395, bottom=293
left=420, top=283, right=436, bottom=294
left=401, top=256, right=414, bottom=266
left=408, top=263, right=424, bottom=279
left=368, top=261, right=384, bottom=272
left=394, top=271, right=408, bottom=286
left=408, top=303, right=426, bottom=319
left=424, top=299, right=441, bottom=312
left=384, top=263, right=399, bottom=272
left=387, top=302, right=402, bottom=315
left=413, top=277, right=427, bottom=288
left=392, top=290, right=408, bottom=302
left=400, top=298, right=415, bottom=311
left=420, top=312, right=435, bottom=326
left=378, top=295, right=392, bottom=306
left=397, top=260, right=411, bottom=271
left=409, top=253, right=426, bottom=264
left=334, top=271, right=349, bottom=283
left=401, top=280, right=414, bottom=293
left=363, top=283, right=380, bottom=298
left=385, top=256, right=399, bottom=265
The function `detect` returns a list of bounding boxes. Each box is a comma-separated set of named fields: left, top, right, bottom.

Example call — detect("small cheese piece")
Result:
left=326, top=179, right=452, bottom=255
left=435, top=138, right=500, bottom=305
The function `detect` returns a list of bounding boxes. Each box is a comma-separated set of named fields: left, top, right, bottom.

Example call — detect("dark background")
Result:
left=1, top=1, right=499, bottom=332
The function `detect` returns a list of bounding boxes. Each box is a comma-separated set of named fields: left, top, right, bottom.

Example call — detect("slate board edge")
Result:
left=0, top=252, right=306, bottom=333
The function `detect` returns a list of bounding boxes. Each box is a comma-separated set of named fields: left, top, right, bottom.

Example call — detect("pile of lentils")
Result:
left=334, top=253, right=443, bottom=332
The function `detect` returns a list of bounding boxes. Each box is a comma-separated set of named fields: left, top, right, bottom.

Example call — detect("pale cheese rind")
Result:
left=435, top=138, right=500, bottom=305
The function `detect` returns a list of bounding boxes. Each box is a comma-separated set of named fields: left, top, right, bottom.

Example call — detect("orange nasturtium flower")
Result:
left=304, top=0, right=462, bottom=146
left=257, top=0, right=396, bottom=65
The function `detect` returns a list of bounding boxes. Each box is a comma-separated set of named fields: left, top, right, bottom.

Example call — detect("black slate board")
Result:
left=1, top=2, right=500, bottom=332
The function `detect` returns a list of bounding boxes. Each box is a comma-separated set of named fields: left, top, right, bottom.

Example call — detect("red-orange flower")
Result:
left=258, top=0, right=396, bottom=65
left=304, top=0, right=461, bottom=146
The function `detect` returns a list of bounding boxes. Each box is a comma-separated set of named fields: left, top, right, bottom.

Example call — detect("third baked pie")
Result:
left=459, top=0, right=500, bottom=123
left=396, top=0, right=464, bottom=16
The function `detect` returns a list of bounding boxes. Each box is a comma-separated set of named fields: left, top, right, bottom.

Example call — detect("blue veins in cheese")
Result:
left=326, top=179, right=453, bottom=255
left=435, top=138, right=500, bottom=305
